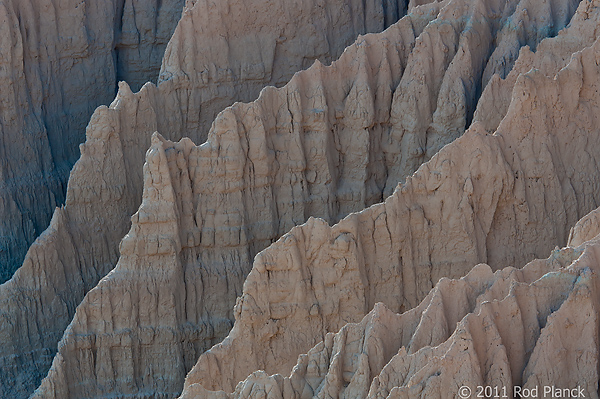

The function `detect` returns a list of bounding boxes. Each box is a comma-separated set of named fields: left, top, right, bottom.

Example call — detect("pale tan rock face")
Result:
left=2, top=1, right=417, bottom=398
left=0, top=0, right=184, bottom=283
left=29, top=7, right=438, bottom=397
left=201, top=240, right=594, bottom=399
left=568, top=207, right=600, bottom=247
left=30, top=0, right=590, bottom=398
left=178, top=22, right=600, bottom=396
left=474, top=0, right=599, bottom=133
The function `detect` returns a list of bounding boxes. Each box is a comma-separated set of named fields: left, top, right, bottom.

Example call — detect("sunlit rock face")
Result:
left=0, top=0, right=416, bottom=397
left=30, top=0, right=600, bottom=398
left=7, top=0, right=600, bottom=398
left=172, top=1, right=600, bottom=397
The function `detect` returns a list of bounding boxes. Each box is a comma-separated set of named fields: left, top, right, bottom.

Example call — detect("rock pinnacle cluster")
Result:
left=2, top=0, right=600, bottom=398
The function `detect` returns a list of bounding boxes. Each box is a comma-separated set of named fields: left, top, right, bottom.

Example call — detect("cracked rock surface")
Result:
left=175, top=8, right=600, bottom=396
left=192, top=232, right=597, bottom=399
left=4, top=0, right=600, bottom=398
left=28, top=0, right=595, bottom=398
left=1, top=0, right=414, bottom=397
left=185, top=194, right=600, bottom=399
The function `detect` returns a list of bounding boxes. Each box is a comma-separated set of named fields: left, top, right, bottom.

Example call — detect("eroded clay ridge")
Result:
left=28, top=6, right=439, bottom=398
left=1, top=1, right=414, bottom=397
left=187, top=198, right=600, bottom=399
left=177, top=21, right=600, bottom=395
left=30, top=0, right=586, bottom=398
left=185, top=215, right=598, bottom=399
left=0, top=0, right=184, bottom=282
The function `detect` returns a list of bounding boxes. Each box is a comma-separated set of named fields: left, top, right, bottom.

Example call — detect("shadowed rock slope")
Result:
left=175, top=21, right=600, bottom=396
left=30, top=0, right=590, bottom=398
left=0, top=0, right=185, bottom=282
left=1, top=0, right=415, bottom=397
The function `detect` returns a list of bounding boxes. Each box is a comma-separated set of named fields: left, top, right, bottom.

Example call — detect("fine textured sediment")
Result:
left=178, top=25, right=600, bottom=396
left=188, top=233, right=596, bottom=399
left=191, top=197, right=600, bottom=399
left=473, top=0, right=599, bottom=132
left=2, top=1, right=415, bottom=397
left=29, top=6, right=438, bottom=397
left=31, top=0, right=588, bottom=397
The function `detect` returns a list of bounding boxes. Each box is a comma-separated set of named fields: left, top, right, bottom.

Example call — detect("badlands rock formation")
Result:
left=0, top=0, right=184, bottom=282
left=185, top=187, right=600, bottom=399
left=31, top=0, right=593, bottom=398
left=185, top=236, right=596, bottom=399
left=1, top=0, right=411, bottom=397
left=177, top=17, right=600, bottom=396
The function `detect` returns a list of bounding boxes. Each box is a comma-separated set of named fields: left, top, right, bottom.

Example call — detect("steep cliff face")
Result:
left=115, top=0, right=187, bottom=91
left=29, top=0, right=588, bottom=398
left=0, top=0, right=184, bottom=283
left=176, top=20, right=600, bottom=395
left=1, top=1, right=417, bottom=397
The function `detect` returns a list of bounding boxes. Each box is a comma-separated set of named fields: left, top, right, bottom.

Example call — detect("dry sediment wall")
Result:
left=30, top=0, right=587, bottom=397
left=1, top=1, right=414, bottom=397
left=178, top=21, right=600, bottom=396
left=186, top=196, right=600, bottom=398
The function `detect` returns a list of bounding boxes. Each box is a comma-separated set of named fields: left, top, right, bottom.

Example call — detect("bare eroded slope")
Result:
left=173, top=6, right=600, bottom=395
left=29, top=0, right=589, bottom=397
left=0, top=0, right=413, bottom=397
